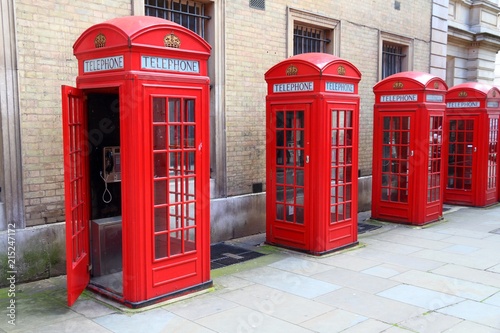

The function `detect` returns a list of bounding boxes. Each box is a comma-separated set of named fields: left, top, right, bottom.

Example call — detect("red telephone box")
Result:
left=372, top=72, right=447, bottom=225
left=444, top=82, right=500, bottom=207
left=264, top=53, right=361, bottom=254
left=62, top=16, right=211, bottom=308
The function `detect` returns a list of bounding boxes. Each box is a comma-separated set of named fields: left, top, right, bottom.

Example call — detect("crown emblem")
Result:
left=164, top=33, right=181, bottom=48
left=337, top=65, right=346, bottom=75
left=393, top=81, right=404, bottom=89
left=94, top=33, right=106, bottom=48
left=458, top=91, right=468, bottom=97
left=434, top=82, right=439, bottom=89
left=286, top=65, right=298, bottom=76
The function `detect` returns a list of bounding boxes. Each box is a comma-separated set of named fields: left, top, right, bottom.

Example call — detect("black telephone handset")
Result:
left=105, top=150, right=114, bottom=174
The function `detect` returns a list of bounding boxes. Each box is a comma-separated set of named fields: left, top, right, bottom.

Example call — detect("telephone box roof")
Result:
left=73, top=15, right=211, bottom=55
left=373, top=71, right=448, bottom=91
left=447, top=82, right=500, bottom=98
left=265, top=52, right=361, bottom=79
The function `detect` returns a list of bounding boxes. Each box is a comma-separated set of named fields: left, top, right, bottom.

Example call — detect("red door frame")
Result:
left=62, top=85, right=90, bottom=306
left=266, top=102, right=311, bottom=251
left=443, top=115, right=479, bottom=206
left=372, top=110, right=415, bottom=223
left=324, top=101, right=359, bottom=251
left=143, top=85, right=210, bottom=300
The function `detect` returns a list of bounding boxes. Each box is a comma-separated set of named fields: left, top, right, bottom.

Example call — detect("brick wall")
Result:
left=15, top=0, right=132, bottom=226
left=14, top=0, right=433, bottom=224
left=224, top=0, right=432, bottom=193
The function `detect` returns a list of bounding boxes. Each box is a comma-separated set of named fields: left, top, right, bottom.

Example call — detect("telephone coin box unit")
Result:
left=265, top=53, right=361, bottom=255
left=103, top=146, right=121, bottom=183
left=444, top=83, right=500, bottom=207
left=62, top=16, right=211, bottom=308
left=371, top=72, right=447, bottom=225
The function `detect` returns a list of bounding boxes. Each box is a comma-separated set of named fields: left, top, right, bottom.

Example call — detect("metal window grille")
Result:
left=145, top=0, right=210, bottom=38
left=293, top=25, right=330, bottom=55
left=249, top=0, right=265, bottom=10
left=382, top=43, right=406, bottom=79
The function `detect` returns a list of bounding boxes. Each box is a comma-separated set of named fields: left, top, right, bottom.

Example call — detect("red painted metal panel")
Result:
left=62, top=85, right=90, bottom=306
left=444, top=83, right=500, bottom=207
left=265, top=53, right=360, bottom=254
left=372, top=72, right=447, bottom=225
left=63, top=16, right=211, bottom=307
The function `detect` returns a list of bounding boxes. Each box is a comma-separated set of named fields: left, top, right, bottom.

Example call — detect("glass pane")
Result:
left=170, top=178, right=182, bottom=204
left=153, top=97, right=166, bottom=123
left=154, top=207, right=167, bottom=232
left=184, top=229, right=196, bottom=252
left=276, top=185, right=284, bottom=202
left=185, top=125, right=195, bottom=147
left=169, top=125, right=181, bottom=148
left=155, top=234, right=167, bottom=259
left=170, top=151, right=181, bottom=174
left=170, top=231, right=182, bottom=256
left=185, top=203, right=196, bottom=226
left=153, top=125, right=167, bottom=150
left=185, top=99, right=195, bottom=122
left=154, top=153, right=167, bottom=178
left=276, top=111, right=284, bottom=128
left=170, top=207, right=182, bottom=229
left=154, top=180, right=167, bottom=205
left=276, top=204, right=284, bottom=220
left=169, top=98, right=181, bottom=122
left=185, top=151, right=195, bottom=173
left=295, top=206, right=304, bottom=224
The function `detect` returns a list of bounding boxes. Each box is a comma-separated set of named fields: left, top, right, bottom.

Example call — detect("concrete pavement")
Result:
left=1, top=204, right=500, bottom=332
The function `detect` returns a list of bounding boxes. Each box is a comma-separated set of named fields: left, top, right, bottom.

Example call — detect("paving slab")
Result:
left=337, top=318, right=392, bottom=332
left=233, top=266, right=341, bottom=299
left=314, top=253, right=379, bottom=272
left=299, top=308, right=367, bottom=333
left=411, top=248, right=498, bottom=270
left=9, top=316, right=113, bottom=333
left=443, top=320, right=500, bottom=333
left=397, top=311, right=463, bottom=333
left=484, top=292, right=500, bottom=307
left=370, top=232, right=452, bottom=250
left=436, top=235, right=500, bottom=252
left=391, top=270, right=499, bottom=301
left=268, top=256, right=333, bottom=276
left=437, top=300, right=500, bottom=329
left=346, top=246, right=445, bottom=271
left=377, top=284, right=464, bottom=310
left=312, top=266, right=400, bottom=294
left=164, top=294, right=238, bottom=321
left=314, top=287, right=426, bottom=324
left=360, top=238, right=423, bottom=254
left=217, top=283, right=333, bottom=324
left=431, top=264, right=500, bottom=288
left=92, top=308, right=184, bottom=333
left=361, top=263, right=411, bottom=278
left=71, top=297, right=118, bottom=318
left=195, top=306, right=312, bottom=333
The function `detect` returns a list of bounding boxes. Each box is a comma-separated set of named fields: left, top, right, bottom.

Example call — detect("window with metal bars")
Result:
left=294, top=24, right=330, bottom=55
left=145, top=0, right=209, bottom=38
left=382, top=43, right=406, bottom=79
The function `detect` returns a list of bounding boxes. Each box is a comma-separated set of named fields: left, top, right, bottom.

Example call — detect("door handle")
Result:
left=306, top=156, right=310, bottom=163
